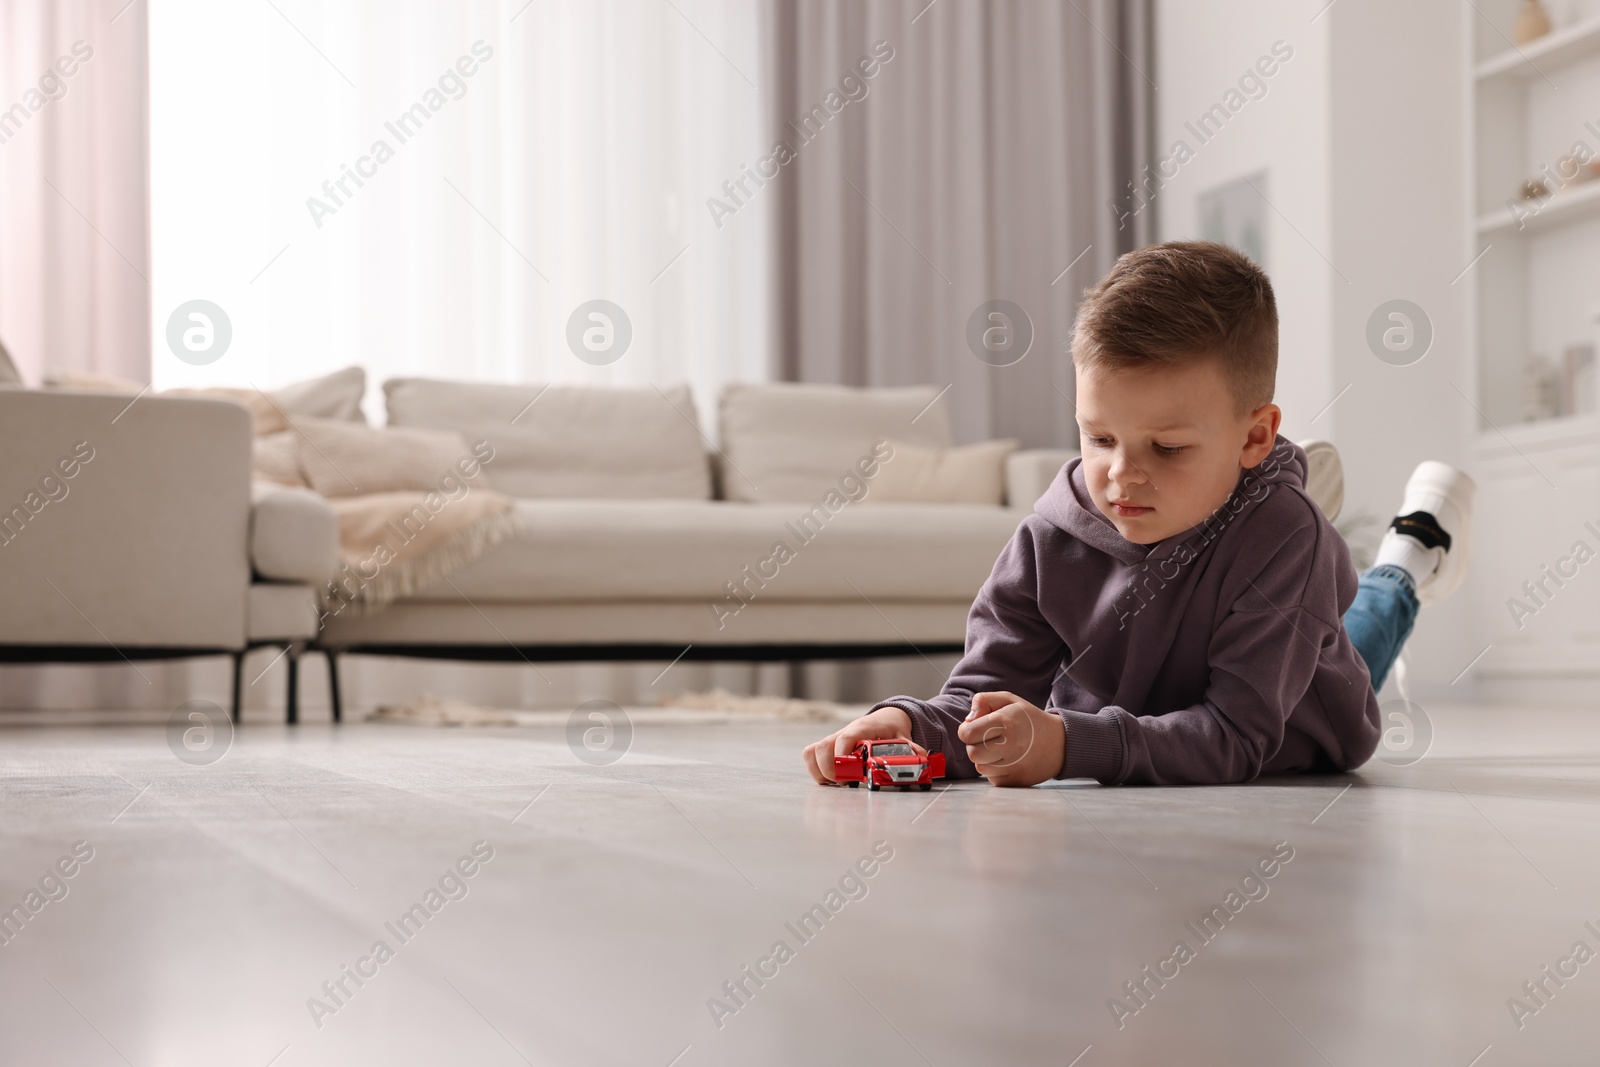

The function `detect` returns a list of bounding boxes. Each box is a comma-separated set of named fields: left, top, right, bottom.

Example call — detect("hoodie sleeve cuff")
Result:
left=1058, top=708, right=1125, bottom=782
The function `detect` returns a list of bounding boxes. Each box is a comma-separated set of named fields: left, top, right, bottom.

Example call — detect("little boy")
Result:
left=802, top=241, right=1475, bottom=787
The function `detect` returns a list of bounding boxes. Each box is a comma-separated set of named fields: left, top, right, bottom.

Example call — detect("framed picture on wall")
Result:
left=1199, top=170, right=1268, bottom=270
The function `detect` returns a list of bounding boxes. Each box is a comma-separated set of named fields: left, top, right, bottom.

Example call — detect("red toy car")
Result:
left=833, top=739, right=945, bottom=791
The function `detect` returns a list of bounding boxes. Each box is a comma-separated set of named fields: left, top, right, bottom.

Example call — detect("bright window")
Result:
left=149, top=0, right=770, bottom=422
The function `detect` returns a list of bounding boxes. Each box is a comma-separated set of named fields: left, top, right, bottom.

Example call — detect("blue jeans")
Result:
left=1343, top=564, right=1419, bottom=692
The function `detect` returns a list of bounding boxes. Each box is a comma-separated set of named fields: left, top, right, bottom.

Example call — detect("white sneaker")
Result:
left=1378, top=461, right=1476, bottom=607
left=1297, top=439, right=1344, bottom=522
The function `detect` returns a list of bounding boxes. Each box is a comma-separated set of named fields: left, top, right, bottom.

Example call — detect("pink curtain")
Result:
left=0, top=0, right=150, bottom=385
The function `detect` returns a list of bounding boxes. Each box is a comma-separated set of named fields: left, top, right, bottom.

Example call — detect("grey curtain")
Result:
left=767, top=0, right=1155, bottom=447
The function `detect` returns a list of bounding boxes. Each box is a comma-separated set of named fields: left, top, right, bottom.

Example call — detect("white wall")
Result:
left=1156, top=0, right=1474, bottom=698
left=1325, top=0, right=1472, bottom=698
left=1154, top=0, right=1333, bottom=445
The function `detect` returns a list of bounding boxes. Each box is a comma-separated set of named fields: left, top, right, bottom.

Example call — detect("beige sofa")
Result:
left=0, top=389, right=337, bottom=721
left=315, top=380, right=1074, bottom=708
left=1, top=378, right=1074, bottom=718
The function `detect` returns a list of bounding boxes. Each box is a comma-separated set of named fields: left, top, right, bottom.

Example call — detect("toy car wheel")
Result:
left=846, top=781, right=859, bottom=788
left=865, top=773, right=880, bottom=792
left=919, top=783, right=933, bottom=791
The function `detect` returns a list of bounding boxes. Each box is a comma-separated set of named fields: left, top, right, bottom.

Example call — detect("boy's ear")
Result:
left=1239, top=403, right=1281, bottom=468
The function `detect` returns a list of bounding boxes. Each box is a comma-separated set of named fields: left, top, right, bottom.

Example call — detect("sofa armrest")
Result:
left=251, top=481, right=340, bottom=584
left=1005, top=448, right=1077, bottom=510
left=0, top=391, right=253, bottom=648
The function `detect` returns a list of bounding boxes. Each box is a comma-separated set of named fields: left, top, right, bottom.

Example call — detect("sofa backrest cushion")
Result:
left=866, top=438, right=1019, bottom=505
left=716, top=382, right=953, bottom=502
left=273, top=366, right=367, bottom=422
left=383, top=378, right=712, bottom=500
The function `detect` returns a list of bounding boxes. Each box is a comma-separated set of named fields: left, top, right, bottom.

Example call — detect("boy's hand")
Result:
left=957, top=692, right=1066, bottom=787
left=802, top=706, right=918, bottom=785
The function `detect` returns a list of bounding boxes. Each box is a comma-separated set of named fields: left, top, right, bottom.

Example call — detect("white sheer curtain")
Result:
left=145, top=0, right=779, bottom=716
left=149, top=0, right=770, bottom=423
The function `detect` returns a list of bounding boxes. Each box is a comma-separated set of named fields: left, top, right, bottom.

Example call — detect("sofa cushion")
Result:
left=273, top=366, right=367, bottom=422
left=291, top=418, right=489, bottom=499
left=0, top=337, right=20, bottom=384
left=717, top=382, right=952, bottom=502
left=254, top=430, right=303, bottom=486
left=250, top=482, right=339, bottom=583
left=174, top=368, right=367, bottom=424
left=384, top=379, right=712, bottom=500
left=1005, top=448, right=1078, bottom=510
left=414, top=498, right=1024, bottom=603
left=166, top=387, right=288, bottom=434
left=869, top=438, right=1019, bottom=504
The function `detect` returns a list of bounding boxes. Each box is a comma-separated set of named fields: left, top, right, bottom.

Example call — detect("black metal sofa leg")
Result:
left=230, top=651, right=244, bottom=724
left=286, top=643, right=301, bottom=725
left=325, top=650, right=342, bottom=724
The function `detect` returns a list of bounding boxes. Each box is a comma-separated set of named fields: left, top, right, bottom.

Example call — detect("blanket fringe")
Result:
left=320, top=504, right=521, bottom=616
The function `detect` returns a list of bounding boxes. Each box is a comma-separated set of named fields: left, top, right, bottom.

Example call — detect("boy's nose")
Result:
left=1109, top=450, right=1148, bottom=486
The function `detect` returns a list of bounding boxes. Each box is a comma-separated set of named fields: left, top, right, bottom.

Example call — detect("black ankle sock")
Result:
left=1391, top=511, right=1450, bottom=552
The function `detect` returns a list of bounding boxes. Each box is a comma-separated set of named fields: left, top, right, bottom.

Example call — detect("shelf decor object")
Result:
left=1522, top=352, right=1561, bottom=422
left=1475, top=12, right=1600, bottom=84
left=1513, top=0, right=1552, bottom=45
left=1563, top=343, right=1597, bottom=417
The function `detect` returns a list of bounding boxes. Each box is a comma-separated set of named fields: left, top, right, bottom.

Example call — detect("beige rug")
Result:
left=365, top=689, right=865, bottom=726
left=367, top=693, right=518, bottom=726
left=660, top=688, right=859, bottom=723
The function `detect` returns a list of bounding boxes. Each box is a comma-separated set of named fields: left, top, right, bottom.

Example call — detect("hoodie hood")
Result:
left=1034, top=436, right=1311, bottom=566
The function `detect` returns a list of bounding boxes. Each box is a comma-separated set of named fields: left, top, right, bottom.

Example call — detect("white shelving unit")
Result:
left=1476, top=177, right=1600, bottom=237
left=1474, top=12, right=1600, bottom=84
left=1468, top=0, right=1600, bottom=701
left=1471, top=4, right=1600, bottom=431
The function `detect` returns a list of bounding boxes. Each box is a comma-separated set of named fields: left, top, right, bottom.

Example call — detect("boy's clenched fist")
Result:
left=958, top=692, right=1067, bottom=787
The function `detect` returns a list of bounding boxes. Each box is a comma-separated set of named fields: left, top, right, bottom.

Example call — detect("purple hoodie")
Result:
left=875, top=437, right=1380, bottom=785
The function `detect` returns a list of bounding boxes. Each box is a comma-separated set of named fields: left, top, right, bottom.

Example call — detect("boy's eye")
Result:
left=1083, top=434, right=1185, bottom=455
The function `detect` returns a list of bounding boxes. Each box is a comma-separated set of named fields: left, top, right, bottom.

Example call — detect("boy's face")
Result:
left=1074, top=356, right=1281, bottom=545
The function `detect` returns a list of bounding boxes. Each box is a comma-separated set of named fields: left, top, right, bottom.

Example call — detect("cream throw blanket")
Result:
left=214, top=392, right=520, bottom=618
left=320, top=491, right=519, bottom=616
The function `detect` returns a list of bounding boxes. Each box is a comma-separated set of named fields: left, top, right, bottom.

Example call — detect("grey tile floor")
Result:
left=1, top=703, right=1597, bottom=1066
